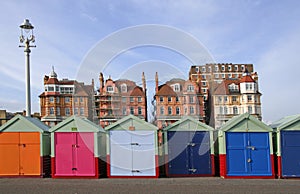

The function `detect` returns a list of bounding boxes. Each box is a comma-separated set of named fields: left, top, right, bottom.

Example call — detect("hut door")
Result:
left=0, top=132, right=40, bottom=176
left=281, top=131, right=300, bottom=177
left=226, top=132, right=271, bottom=176
left=167, top=131, right=211, bottom=175
left=55, top=132, right=95, bottom=176
left=189, top=131, right=211, bottom=175
left=131, top=131, right=156, bottom=176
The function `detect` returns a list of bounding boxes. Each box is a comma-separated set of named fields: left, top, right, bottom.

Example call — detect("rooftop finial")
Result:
left=50, top=65, right=57, bottom=78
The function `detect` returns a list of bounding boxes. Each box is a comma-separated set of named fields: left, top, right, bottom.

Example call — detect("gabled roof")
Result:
left=240, top=74, right=256, bottom=83
left=49, top=115, right=104, bottom=133
left=130, top=86, right=145, bottom=96
left=0, top=114, right=49, bottom=133
left=105, top=114, right=157, bottom=131
left=156, top=84, right=177, bottom=96
left=270, top=114, right=300, bottom=130
left=220, top=113, right=273, bottom=132
left=163, top=116, right=214, bottom=131
left=214, top=79, right=240, bottom=95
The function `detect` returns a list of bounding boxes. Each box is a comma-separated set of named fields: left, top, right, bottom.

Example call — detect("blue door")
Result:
left=281, top=131, right=300, bottom=177
left=167, top=131, right=211, bottom=175
left=226, top=132, right=272, bottom=176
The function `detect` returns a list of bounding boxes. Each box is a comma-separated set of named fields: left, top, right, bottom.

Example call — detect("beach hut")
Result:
left=0, top=114, right=50, bottom=177
left=271, top=114, right=300, bottom=178
left=105, top=115, right=158, bottom=178
left=218, top=113, right=275, bottom=178
left=50, top=116, right=106, bottom=178
left=163, top=116, right=215, bottom=177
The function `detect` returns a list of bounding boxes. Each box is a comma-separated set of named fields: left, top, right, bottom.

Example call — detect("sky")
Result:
left=0, top=0, right=299, bottom=123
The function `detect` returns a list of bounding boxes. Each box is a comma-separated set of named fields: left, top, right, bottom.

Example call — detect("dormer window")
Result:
left=229, top=83, right=239, bottom=92
left=221, top=66, right=225, bottom=71
left=172, top=83, right=180, bottom=92
left=228, top=65, right=232, bottom=71
left=107, top=86, right=114, bottom=93
left=121, top=84, right=127, bottom=93
left=234, top=65, right=238, bottom=71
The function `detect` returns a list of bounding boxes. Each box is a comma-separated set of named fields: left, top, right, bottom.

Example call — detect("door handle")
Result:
left=72, top=144, right=78, bottom=148
left=72, top=168, right=77, bottom=171
left=130, top=143, right=139, bottom=146
left=132, top=170, right=140, bottom=173
left=246, top=146, right=255, bottom=150
left=247, top=158, right=252, bottom=163
left=189, top=168, right=197, bottom=172
left=188, top=143, right=195, bottom=147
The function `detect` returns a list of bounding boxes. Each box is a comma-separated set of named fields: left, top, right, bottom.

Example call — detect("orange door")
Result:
left=0, top=132, right=40, bottom=176
left=19, top=132, right=40, bottom=175
left=0, top=133, right=20, bottom=175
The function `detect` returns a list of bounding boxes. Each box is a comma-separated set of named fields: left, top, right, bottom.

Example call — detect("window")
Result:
left=218, top=96, right=222, bottom=103
left=176, top=96, right=180, bottom=102
left=122, top=107, right=127, bottom=115
left=195, top=67, right=199, bottom=72
left=49, top=97, right=54, bottom=103
left=130, top=97, right=134, bottom=102
left=56, top=107, right=60, bottom=115
left=215, top=65, right=219, bottom=72
left=65, top=97, right=70, bottom=103
left=228, top=65, right=232, bottom=71
left=232, top=96, right=237, bottom=102
left=130, top=107, right=134, bottom=114
left=159, top=96, right=164, bottom=102
left=121, top=84, right=127, bottom=93
left=160, top=107, right=164, bottom=115
left=241, top=65, right=245, bottom=71
left=56, top=86, right=59, bottom=92
left=202, top=75, right=206, bottom=79
left=138, top=107, right=142, bottom=115
left=233, top=106, right=238, bottom=114
left=50, top=107, right=54, bottom=115
left=224, top=107, right=228, bottom=114
left=122, top=97, right=127, bottom=103
left=74, top=108, right=78, bottom=115
left=187, top=85, right=194, bottom=92
left=80, top=108, right=84, bottom=115
left=168, top=107, right=172, bottom=115
left=173, top=84, right=180, bottom=92
left=214, top=74, right=219, bottom=78
left=107, top=86, right=113, bottom=92
left=202, top=81, right=206, bottom=86
left=246, top=83, right=253, bottom=90
left=138, top=96, right=142, bottom=102
left=222, top=74, right=225, bottom=78
left=247, top=95, right=252, bottom=102
left=56, top=97, right=60, bottom=103
left=168, top=96, right=172, bottom=102
left=65, top=108, right=70, bottom=116
left=189, top=106, right=195, bottom=114
left=189, top=96, right=194, bottom=103
left=219, top=106, right=223, bottom=114
left=234, top=65, right=238, bottom=71
left=176, top=107, right=180, bottom=115
left=228, top=74, right=232, bottom=78
left=202, top=88, right=207, bottom=94
left=80, top=97, right=83, bottom=103
left=48, top=86, right=54, bottom=92
left=248, top=106, right=252, bottom=114
left=221, top=66, right=225, bottom=71
left=224, top=96, right=228, bottom=102
left=202, top=67, right=206, bottom=72
left=208, top=66, right=211, bottom=72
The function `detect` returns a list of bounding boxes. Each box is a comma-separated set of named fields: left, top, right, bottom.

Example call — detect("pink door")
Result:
left=55, top=133, right=75, bottom=176
left=55, top=132, right=95, bottom=176
left=76, top=133, right=95, bottom=176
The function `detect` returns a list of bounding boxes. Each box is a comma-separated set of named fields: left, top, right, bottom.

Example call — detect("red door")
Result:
left=55, top=132, right=95, bottom=177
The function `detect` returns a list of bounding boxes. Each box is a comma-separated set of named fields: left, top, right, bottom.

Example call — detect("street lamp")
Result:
left=19, top=19, right=36, bottom=117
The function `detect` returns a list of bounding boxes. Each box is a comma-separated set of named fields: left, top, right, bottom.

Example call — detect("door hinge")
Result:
left=132, top=170, right=140, bottom=173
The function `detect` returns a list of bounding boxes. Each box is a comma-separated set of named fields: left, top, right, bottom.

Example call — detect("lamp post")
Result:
left=19, top=19, right=36, bottom=117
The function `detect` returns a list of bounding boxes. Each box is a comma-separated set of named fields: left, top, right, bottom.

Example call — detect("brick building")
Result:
left=154, top=72, right=204, bottom=129
left=39, top=68, right=94, bottom=126
left=94, top=72, right=147, bottom=128
left=211, top=70, right=262, bottom=128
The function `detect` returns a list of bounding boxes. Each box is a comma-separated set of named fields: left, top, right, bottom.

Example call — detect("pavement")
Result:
left=0, top=177, right=300, bottom=194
